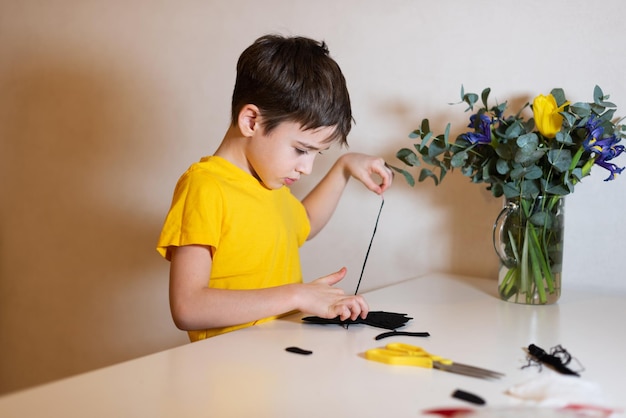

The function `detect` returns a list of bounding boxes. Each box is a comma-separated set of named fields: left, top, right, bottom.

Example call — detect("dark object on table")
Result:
left=285, top=346, right=313, bottom=355
left=527, top=343, right=580, bottom=376
left=374, top=330, right=430, bottom=340
left=302, top=311, right=412, bottom=330
left=452, top=389, right=486, bottom=405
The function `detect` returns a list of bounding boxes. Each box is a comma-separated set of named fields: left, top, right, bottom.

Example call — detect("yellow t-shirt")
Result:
left=157, top=156, right=311, bottom=340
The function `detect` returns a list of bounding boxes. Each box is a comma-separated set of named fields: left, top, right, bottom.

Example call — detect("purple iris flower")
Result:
left=463, top=114, right=492, bottom=145
left=583, top=116, right=625, bottom=180
left=595, top=159, right=624, bottom=181
left=583, top=116, right=604, bottom=149
left=593, top=139, right=625, bottom=180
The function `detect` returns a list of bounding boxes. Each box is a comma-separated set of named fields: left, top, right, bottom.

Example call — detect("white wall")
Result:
left=1, top=0, right=624, bottom=394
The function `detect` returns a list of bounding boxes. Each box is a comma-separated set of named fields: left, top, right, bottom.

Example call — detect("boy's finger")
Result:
left=322, top=267, right=347, bottom=286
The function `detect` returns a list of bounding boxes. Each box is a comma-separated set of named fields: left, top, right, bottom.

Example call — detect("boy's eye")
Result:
left=294, top=148, right=323, bottom=155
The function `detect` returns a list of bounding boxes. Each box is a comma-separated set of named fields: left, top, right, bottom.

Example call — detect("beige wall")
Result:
left=1, top=0, right=625, bottom=394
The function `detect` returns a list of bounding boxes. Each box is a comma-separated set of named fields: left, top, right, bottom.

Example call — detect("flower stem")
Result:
left=527, top=228, right=547, bottom=304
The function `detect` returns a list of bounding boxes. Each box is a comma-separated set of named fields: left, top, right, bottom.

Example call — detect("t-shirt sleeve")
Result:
left=156, top=169, right=223, bottom=261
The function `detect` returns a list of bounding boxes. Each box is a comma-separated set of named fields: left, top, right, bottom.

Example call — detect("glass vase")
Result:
left=493, top=195, right=565, bottom=304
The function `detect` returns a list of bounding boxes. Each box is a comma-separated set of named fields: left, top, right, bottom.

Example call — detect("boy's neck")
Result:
left=213, top=126, right=252, bottom=175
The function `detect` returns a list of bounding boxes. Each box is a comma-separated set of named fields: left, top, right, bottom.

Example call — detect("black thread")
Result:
left=354, top=199, right=384, bottom=296
left=523, top=344, right=583, bottom=376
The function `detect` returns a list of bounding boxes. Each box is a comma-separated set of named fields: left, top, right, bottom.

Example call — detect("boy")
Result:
left=157, top=35, right=393, bottom=341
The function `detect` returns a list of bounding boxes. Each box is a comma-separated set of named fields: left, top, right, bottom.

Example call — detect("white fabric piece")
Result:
left=505, top=373, right=618, bottom=417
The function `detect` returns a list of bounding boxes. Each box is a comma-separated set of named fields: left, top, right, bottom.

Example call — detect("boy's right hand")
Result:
left=296, top=267, right=369, bottom=321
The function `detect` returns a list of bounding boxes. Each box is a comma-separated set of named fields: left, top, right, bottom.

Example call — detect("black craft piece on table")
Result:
left=302, top=311, right=413, bottom=330
left=374, top=330, right=430, bottom=340
left=452, top=389, right=486, bottom=406
left=285, top=346, right=313, bottom=355
left=527, top=344, right=580, bottom=376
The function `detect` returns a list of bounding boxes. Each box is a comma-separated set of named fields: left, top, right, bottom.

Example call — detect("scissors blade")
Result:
left=433, top=362, right=502, bottom=380
left=446, top=361, right=505, bottom=378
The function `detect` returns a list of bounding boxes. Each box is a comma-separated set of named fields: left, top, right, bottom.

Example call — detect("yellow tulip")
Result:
left=532, top=94, right=568, bottom=138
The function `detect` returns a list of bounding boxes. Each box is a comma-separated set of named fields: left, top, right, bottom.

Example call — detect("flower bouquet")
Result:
left=391, top=86, right=625, bottom=304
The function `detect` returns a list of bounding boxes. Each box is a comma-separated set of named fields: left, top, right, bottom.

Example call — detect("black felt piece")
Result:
left=285, top=346, right=313, bottom=355
left=374, top=331, right=430, bottom=340
left=452, top=389, right=486, bottom=405
left=528, top=344, right=579, bottom=376
left=302, top=311, right=412, bottom=330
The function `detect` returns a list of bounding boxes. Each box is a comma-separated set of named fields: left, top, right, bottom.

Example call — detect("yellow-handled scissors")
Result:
left=365, top=343, right=504, bottom=380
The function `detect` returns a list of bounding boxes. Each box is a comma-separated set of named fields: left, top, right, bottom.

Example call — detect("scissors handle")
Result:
left=385, top=342, right=452, bottom=365
left=365, top=348, right=434, bottom=368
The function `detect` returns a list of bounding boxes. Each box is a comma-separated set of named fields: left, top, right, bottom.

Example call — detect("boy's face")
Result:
left=246, top=120, right=335, bottom=190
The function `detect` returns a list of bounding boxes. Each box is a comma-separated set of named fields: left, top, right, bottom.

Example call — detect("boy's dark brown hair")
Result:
left=231, top=34, right=352, bottom=146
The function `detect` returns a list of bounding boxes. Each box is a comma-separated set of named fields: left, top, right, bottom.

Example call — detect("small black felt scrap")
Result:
left=285, top=346, right=313, bottom=355
left=302, top=311, right=412, bottom=330
left=374, top=330, right=430, bottom=340
left=452, top=389, right=486, bottom=406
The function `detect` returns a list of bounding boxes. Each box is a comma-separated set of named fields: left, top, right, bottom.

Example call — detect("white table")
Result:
left=0, top=273, right=624, bottom=417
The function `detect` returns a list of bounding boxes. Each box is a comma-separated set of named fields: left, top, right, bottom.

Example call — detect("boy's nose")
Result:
left=296, top=157, right=315, bottom=175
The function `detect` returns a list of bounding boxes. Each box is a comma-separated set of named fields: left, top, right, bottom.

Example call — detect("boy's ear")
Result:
left=238, top=104, right=261, bottom=137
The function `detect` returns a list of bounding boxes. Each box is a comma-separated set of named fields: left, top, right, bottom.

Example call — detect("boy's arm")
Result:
left=169, top=245, right=368, bottom=331
left=302, top=152, right=393, bottom=239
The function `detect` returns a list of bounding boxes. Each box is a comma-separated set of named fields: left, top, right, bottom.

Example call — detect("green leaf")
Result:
left=418, top=168, right=439, bottom=185
left=510, top=164, right=542, bottom=180
left=494, top=101, right=508, bottom=116
left=481, top=88, right=491, bottom=108
left=571, top=167, right=583, bottom=181
left=560, top=111, right=577, bottom=128
left=396, top=148, right=421, bottom=167
left=496, top=159, right=510, bottom=175
left=450, top=150, right=468, bottom=167
left=555, top=131, right=573, bottom=145
left=490, top=182, right=504, bottom=198
left=503, top=121, right=526, bottom=139
left=482, top=163, right=492, bottom=181
left=517, top=133, right=538, bottom=148
left=525, top=165, right=543, bottom=179
left=542, top=179, right=571, bottom=195
left=463, top=91, right=479, bottom=111
left=388, top=165, right=415, bottom=187
left=502, top=182, right=521, bottom=198
left=421, top=119, right=431, bottom=136
left=461, top=165, right=474, bottom=177
left=551, top=88, right=567, bottom=107
left=519, top=179, right=540, bottom=198
left=593, top=85, right=604, bottom=104
left=515, top=134, right=544, bottom=165
left=547, top=149, right=572, bottom=172
left=569, top=102, right=590, bottom=117
left=495, top=141, right=516, bottom=160
left=529, top=211, right=553, bottom=228
left=438, top=166, right=448, bottom=184
left=428, top=137, right=447, bottom=158
left=418, top=132, right=433, bottom=151
left=600, top=108, right=616, bottom=123
left=594, top=85, right=616, bottom=108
